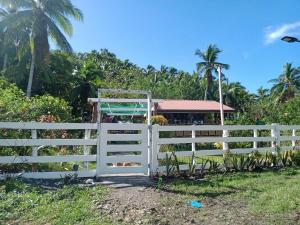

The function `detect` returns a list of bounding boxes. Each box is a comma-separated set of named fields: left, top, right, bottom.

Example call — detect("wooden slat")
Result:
left=104, top=155, right=145, bottom=164
left=88, top=98, right=162, bottom=103
left=0, top=155, right=96, bottom=164
left=99, top=88, right=150, bottom=95
left=278, top=125, right=300, bottom=130
left=0, top=139, right=97, bottom=146
left=157, top=125, right=272, bottom=132
left=280, top=146, right=300, bottom=151
left=100, top=98, right=148, bottom=103
left=158, top=150, right=222, bottom=158
left=0, top=122, right=97, bottom=130
left=230, top=147, right=274, bottom=154
left=101, top=123, right=147, bottom=131
left=0, top=170, right=97, bottom=179
left=106, top=144, right=146, bottom=152
left=279, top=136, right=300, bottom=141
left=101, top=108, right=148, bottom=112
left=158, top=136, right=274, bottom=144
left=102, top=166, right=147, bottom=175
left=105, top=134, right=146, bottom=141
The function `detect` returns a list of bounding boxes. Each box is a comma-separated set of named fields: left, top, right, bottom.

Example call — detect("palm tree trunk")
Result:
left=204, top=86, right=208, bottom=100
left=26, top=51, right=36, bottom=97
left=2, top=53, right=7, bottom=70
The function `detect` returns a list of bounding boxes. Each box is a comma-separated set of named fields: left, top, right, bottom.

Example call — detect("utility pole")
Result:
left=217, top=65, right=224, bottom=125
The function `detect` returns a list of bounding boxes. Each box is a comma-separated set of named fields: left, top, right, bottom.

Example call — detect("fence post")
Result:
left=271, top=123, right=280, bottom=148
left=192, top=128, right=196, bottom=166
left=96, top=89, right=102, bottom=176
left=147, top=92, right=152, bottom=176
left=31, top=129, right=38, bottom=172
left=292, top=129, right=296, bottom=147
left=83, top=129, right=91, bottom=170
left=151, top=124, right=159, bottom=176
left=222, top=129, right=229, bottom=151
left=31, top=129, right=38, bottom=156
left=253, top=129, right=258, bottom=149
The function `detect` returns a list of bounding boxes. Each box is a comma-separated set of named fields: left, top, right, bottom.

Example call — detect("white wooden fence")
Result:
left=151, top=124, right=300, bottom=173
left=1, top=122, right=300, bottom=178
left=0, top=122, right=97, bottom=179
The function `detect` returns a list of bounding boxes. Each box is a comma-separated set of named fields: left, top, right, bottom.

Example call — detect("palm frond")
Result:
left=46, top=16, right=72, bottom=53
left=268, top=78, right=280, bottom=83
left=47, top=11, right=73, bottom=36
left=0, top=0, right=31, bottom=10
left=0, top=9, right=32, bottom=30
left=44, top=0, right=83, bottom=21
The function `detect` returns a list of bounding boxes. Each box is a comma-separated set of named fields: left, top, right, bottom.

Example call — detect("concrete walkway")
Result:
left=97, top=175, right=154, bottom=188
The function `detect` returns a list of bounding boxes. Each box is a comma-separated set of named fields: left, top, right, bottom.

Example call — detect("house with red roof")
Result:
left=153, top=100, right=235, bottom=125
left=88, top=98, right=235, bottom=125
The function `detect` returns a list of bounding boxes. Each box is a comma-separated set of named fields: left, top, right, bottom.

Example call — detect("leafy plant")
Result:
left=171, top=152, right=181, bottom=175
left=291, top=149, right=300, bottom=166
left=164, top=153, right=175, bottom=177
left=187, top=152, right=196, bottom=176
left=230, top=155, right=249, bottom=172
left=207, top=159, right=220, bottom=173
left=195, top=157, right=210, bottom=177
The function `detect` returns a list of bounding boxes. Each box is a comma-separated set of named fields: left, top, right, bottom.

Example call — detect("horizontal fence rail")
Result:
left=0, top=155, right=97, bottom=164
left=151, top=124, right=300, bottom=174
left=0, top=122, right=97, bottom=179
left=1, top=122, right=300, bottom=178
left=156, top=125, right=275, bottom=131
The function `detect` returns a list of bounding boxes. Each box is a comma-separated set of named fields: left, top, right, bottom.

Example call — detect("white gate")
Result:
left=96, top=88, right=152, bottom=176
left=97, top=123, right=149, bottom=175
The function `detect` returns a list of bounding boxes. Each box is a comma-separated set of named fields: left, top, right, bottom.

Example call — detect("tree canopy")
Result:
left=0, top=1, right=300, bottom=125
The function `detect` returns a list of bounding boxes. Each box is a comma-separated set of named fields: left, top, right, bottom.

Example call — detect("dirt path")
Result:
left=96, top=176, right=273, bottom=225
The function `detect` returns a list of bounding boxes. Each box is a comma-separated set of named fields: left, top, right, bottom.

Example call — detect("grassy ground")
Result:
left=164, top=167, right=300, bottom=224
left=0, top=168, right=299, bottom=225
left=0, top=179, right=113, bottom=225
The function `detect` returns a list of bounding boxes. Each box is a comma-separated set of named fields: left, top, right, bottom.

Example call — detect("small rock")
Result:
left=149, top=207, right=157, bottom=213
left=85, top=178, right=94, bottom=184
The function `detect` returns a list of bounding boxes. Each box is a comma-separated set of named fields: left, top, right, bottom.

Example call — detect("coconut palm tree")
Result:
left=256, top=87, right=269, bottom=100
left=0, top=4, right=28, bottom=70
left=269, top=63, right=300, bottom=103
left=222, top=82, right=244, bottom=107
left=195, top=44, right=229, bottom=100
left=0, top=0, right=83, bottom=97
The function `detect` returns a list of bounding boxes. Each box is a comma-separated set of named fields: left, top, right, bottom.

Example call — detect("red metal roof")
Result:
left=155, top=100, right=235, bottom=112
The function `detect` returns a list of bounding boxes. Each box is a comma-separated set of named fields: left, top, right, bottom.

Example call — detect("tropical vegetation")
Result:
left=0, top=0, right=300, bottom=125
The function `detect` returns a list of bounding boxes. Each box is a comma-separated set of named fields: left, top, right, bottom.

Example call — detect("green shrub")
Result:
left=0, top=78, right=72, bottom=122
left=0, top=78, right=74, bottom=172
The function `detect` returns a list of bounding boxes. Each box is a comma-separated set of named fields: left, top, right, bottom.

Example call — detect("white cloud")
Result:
left=264, top=21, right=300, bottom=44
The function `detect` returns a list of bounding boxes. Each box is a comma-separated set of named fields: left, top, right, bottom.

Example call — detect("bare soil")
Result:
left=96, top=183, right=298, bottom=225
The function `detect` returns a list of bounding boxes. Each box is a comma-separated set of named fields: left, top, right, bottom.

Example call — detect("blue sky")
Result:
left=69, top=0, right=300, bottom=93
